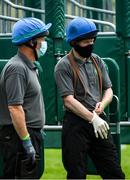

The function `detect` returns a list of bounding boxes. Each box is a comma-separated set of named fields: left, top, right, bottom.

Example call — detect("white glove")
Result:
left=91, top=111, right=109, bottom=139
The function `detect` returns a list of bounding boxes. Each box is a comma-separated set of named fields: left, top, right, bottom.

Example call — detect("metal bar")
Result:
left=69, top=0, right=115, bottom=15
left=98, top=32, right=116, bottom=35
left=15, top=4, right=19, bottom=18
left=0, top=33, right=12, bottom=36
left=1, top=0, right=115, bottom=34
left=120, top=122, right=130, bottom=126
left=44, top=122, right=130, bottom=130
left=0, top=32, right=116, bottom=37
left=111, top=122, right=130, bottom=126
left=89, top=10, right=93, bottom=19
left=0, top=15, right=19, bottom=21
left=97, top=12, right=102, bottom=31
left=109, top=95, right=120, bottom=116
left=65, top=14, right=116, bottom=31
left=2, top=0, right=5, bottom=33
left=7, top=3, right=11, bottom=33
left=44, top=125, right=62, bottom=130
left=4, top=0, right=45, bottom=14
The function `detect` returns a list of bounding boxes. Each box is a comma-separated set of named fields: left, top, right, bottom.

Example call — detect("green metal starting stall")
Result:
left=0, top=0, right=130, bottom=177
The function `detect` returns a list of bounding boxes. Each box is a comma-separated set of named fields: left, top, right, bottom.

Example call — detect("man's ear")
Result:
left=70, top=40, right=77, bottom=47
left=30, top=39, right=37, bottom=48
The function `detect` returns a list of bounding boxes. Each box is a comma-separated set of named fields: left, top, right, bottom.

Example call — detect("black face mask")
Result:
left=74, top=44, right=94, bottom=58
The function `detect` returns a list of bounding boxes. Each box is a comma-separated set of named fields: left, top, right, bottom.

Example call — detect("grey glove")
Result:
left=22, top=138, right=36, bottom=163
left=91, top=111, right=109, bottom=139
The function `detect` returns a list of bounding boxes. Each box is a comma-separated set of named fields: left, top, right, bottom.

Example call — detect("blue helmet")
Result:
left=12, top=17, right=52, bottom=45
left=66, top=17, right=98, bottom=42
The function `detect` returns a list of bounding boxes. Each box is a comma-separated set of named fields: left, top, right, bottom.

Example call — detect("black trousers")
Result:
left=62, top=111, right=125, bottom=179
left=0, top=125, right=44, bottom=179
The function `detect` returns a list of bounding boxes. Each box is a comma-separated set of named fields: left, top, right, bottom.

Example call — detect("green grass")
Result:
left=41, top=145, right=130, bottom=179
left=121, top=145, right=130, bottom=179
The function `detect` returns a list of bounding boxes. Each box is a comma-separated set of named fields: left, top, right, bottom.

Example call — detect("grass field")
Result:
left=41, top=145, right=130, bottom=179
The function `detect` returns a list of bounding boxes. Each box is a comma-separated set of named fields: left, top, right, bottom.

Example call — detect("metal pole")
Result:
left=45, top=0, right=65, bottom=124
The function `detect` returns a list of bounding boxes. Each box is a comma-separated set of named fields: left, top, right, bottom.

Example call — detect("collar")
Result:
left=17, top=50, right=37, bottom=70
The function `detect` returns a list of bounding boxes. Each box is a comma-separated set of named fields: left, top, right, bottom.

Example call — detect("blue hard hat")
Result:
left=12, top=17, right=52, bottom=45
left=66, top=17, right=98, bottom=42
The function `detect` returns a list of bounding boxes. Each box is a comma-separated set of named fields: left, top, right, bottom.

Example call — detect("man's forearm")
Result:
left=8, top=105, right=29, bottom=139
left=64, top=95, right=93, bottom=122
left=102, top=88, right=113, bottom=108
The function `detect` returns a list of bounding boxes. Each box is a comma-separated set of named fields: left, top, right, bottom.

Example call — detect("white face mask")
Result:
left=37, top=41, right=47, bottom=58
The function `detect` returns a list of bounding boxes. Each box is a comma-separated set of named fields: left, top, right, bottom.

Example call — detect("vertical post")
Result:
left=45, top=0, right=65, bottom=124
left=45, top=0, right=65, bottom=56
left=116, top=0, right=130, bottom=118
left=116, top=0, right=130, bottom=38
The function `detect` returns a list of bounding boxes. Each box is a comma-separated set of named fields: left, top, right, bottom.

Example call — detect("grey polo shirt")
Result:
left=0, top=50, right=45, bottom=128
left=54, top=53, right=112, bottom=112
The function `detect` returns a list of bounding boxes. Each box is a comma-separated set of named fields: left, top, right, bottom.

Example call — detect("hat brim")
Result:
left=44, top=23, right=52, bottom=31
left=74, top=30, right=98, bottom=42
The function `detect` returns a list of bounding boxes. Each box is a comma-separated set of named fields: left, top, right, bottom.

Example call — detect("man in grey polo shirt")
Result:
left=0, top=17, right=51, bottom=179
left=54, top=17, right=125, bottom=179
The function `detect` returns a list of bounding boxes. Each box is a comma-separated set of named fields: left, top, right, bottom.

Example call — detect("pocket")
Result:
left=15, top=153, right=41, bottom=179
left=1, top=127, right=12, bottom=143
left=1, top=125, right=15, bottom=143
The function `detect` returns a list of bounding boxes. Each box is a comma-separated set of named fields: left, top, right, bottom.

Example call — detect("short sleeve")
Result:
left=5, top=73, right=26, bottom=105
left=100, top=59, right=112, bottom=90
left=54, top=68, right=74, bottom=97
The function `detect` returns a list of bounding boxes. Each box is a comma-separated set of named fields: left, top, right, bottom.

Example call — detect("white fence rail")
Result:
left=0, top=0, right=116, bottom=35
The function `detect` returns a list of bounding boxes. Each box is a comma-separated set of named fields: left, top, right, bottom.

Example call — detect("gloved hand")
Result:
left=91, top=111, right=109, bottom=139
left=22, top=138, right=36, bottom=163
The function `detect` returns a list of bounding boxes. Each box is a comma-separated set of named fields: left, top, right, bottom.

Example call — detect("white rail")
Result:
left=3, top=0, right=45, bottom=14
left=65, top=14, right=116, bottom=31
left=120, top=121, right=130, bottom=126
left=69, top=0, right=115, bottom=15
left=0, top=0, right=116, bottom=34
left=0, top=15, right=18, bottom=21
left=44, top=122, right=130, bottom=130
left=44, top=125, right=62, bottom=130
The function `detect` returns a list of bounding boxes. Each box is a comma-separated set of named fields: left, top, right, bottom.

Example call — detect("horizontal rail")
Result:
left=44, top=125, right=62, bottom=130
left=3, top=0, right=45, bottom=14
left=4, top=0, right=115, bottom=15
left=98, top=32, right=116, bottom=36
left=0, top=15, right=18, bottom=21
left=120, top=121, right=130, bottom=126
left=65, top=14, right=116, bottom=31
left=0, top=1, right=115, bottom=34
left=44, top=122, right=130, bottom=131
left=69, top=0, right=115, bottom=15
left=0, top=32, right=116, bottom=37
left=0, top=33, right=12, bottom=36
left=0, top=123, right=129, bottom=131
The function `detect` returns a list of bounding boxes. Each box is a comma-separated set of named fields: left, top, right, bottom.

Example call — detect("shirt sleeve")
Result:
left=5, top=73, right=26, bottom=105
left=54, top=68, right=74, bottom=97
left=99, top=58, right=112, bottom=90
